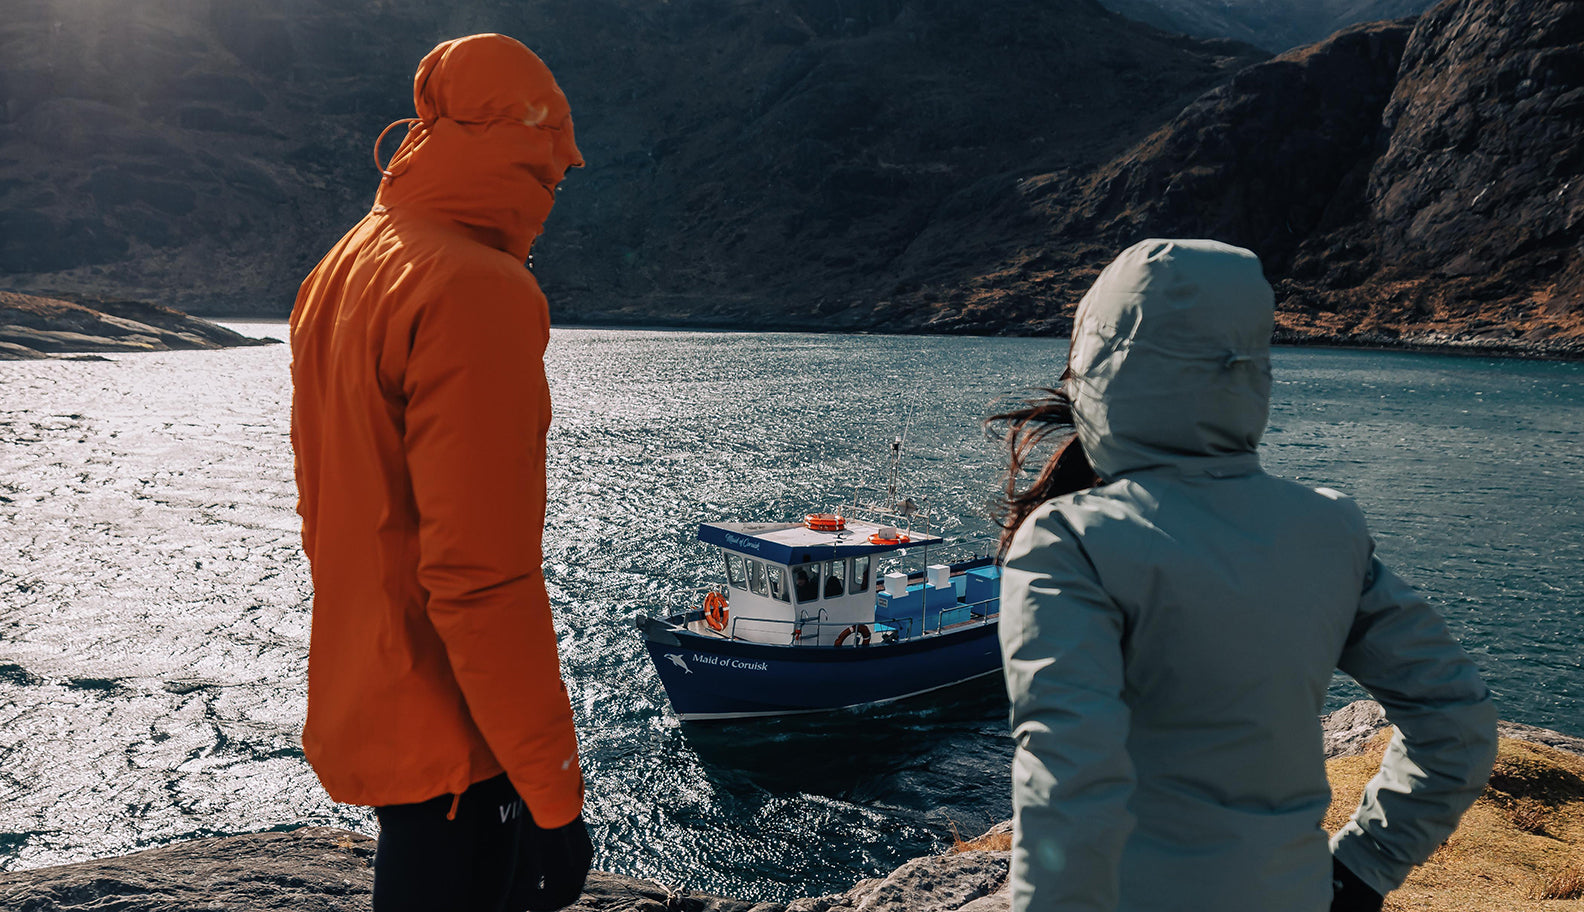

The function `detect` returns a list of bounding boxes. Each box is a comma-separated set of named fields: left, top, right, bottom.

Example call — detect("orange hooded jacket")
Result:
left=289, top=34, right=585, bottom=827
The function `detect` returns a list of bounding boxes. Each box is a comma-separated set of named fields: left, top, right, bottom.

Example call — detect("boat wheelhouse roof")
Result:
left=698, top=520, right=944, bottom=565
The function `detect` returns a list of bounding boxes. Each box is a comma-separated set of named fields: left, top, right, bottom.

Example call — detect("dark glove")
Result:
left=1331, top=856, right=1385, bottom=912
left=512, top=813, right=594, bottom=912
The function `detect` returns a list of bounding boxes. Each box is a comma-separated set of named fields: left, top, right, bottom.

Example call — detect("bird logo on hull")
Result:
left=666, top=653, right=692, bottom=674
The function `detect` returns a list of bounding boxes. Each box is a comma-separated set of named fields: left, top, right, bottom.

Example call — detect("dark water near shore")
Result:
left=0, top=326, right=1580, bottom=900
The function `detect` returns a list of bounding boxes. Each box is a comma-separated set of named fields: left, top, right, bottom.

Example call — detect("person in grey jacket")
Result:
left=994, top=239, right=1498, bottom=912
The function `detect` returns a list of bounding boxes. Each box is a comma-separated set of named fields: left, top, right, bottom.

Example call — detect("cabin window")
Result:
left=792, top=562, right=820, bottom=602
left=748, top=559, right=768, bottom=596
left=767, top=566, right=790, bottom=602
left=725, top=552, right=747, bottom=590
left=823, top=559, right=847, bottom=598
left=852, top=555, right=871, bottom=592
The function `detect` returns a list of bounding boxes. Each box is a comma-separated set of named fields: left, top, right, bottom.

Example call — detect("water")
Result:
left=0, top=326, right=1580, bottom=900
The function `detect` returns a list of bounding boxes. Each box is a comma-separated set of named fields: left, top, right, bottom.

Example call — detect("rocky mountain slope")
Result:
left=1094, top=0, right=1437, bottom=52
left=3, top=701, right=1579, bottom=911
left=931, top=0, right=1584, bottom=353
left=1, top=0, right=1580, bottom=353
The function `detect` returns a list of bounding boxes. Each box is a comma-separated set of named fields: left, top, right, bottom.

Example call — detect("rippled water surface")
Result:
left=1, top=326, right=1580, bottom=899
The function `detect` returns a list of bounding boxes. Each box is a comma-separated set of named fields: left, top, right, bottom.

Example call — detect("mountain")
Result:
left=1, top=0, right=1580, bottom=353
left=1093, top=0, right=1438, bottom=52
left=0, top=0, right=1260, bottom=320
left=947, top=0, right=1584, bottom=352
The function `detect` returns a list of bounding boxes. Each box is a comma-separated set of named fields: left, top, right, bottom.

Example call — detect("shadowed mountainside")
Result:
left=1, top=0, right=1581, bottom=352
left=0, top=0, right=1261, bottom=321
left=1094, top=0, right=1438, bottom=52
left=928, top=0, right=1584, bottom=354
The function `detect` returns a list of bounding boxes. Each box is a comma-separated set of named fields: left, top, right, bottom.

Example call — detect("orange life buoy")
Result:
left=834, top=624, right=872, bottom=647
left=867, top=533, right=911, bottom=546
left=804, top=513, right=846, bottom=532
left=702, top=591, right=729, bottom=631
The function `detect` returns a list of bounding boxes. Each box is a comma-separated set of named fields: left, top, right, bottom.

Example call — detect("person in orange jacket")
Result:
left=289, top=34, right=591, bottom=912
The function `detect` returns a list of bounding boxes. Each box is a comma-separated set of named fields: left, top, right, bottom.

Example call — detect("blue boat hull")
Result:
left=640, top=615, right=1003, bottom=720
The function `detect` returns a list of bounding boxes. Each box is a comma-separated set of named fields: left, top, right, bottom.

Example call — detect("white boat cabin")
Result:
left=694, top=518, right=945, bottom=646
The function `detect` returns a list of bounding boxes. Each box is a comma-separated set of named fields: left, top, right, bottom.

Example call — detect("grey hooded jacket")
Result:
left=999, top=239, right=1497, bottom=912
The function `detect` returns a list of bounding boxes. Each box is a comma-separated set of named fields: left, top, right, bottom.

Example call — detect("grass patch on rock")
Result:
left=1326, top=732, right=1584, bottom=911
left=950, top=825, right=1012, bottom=854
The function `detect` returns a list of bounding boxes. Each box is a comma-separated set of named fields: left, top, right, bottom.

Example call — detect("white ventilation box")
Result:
left=927, top=564, right=951, bottom=589
left=883, top=572, right=908, bottom=598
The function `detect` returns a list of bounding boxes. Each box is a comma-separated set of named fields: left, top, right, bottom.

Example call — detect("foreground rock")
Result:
left=0, top=828, right=759, bottom=912
left=0, top=829, right=372, bottom=912
left=0, top=291, right=272, bottom=358
left=2, top=701, right=1579, bottom=911
left=1323, top=698, right=1584, bottom=761
left=0, top=827, right=1009, bottom=912
left=787, top=840, right=1012, bottom=912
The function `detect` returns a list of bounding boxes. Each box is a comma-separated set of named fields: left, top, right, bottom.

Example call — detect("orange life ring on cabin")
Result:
left=804, top=513, right=846, bottom=532
left=835, top=624, right=872, bottom=647
left=702, top=591, right=729, bottom=631
left=868, top=532, right=911, bottom=546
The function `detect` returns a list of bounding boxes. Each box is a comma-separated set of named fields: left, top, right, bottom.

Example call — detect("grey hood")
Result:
left=1064, top=238, right=1275, bottom=480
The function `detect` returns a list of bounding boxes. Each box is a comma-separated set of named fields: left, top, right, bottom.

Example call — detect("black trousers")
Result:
left=373, top=774, right=547, bottom=912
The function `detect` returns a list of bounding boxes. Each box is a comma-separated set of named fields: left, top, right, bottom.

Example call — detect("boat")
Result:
left=639, top=445, right=1004, bottom=721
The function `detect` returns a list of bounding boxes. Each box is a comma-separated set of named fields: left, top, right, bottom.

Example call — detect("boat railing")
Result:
left=832, top=480, right=936, bottom=537
left=710, top=593, right=1001, bottom=645
left=718, top=614, right=811, bottom=645
left=843, top=507, right=932, bottom=537
left=928, top=537, right=1000, bottom=570
left=676, top=582, right=731, bottom=632
left=958, top=537, right=1000, bottom=562
left=873, top=593, right=1001, bottom=641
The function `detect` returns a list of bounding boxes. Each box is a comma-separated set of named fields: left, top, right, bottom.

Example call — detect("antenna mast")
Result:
left=886, top=434, right=902, bottom=510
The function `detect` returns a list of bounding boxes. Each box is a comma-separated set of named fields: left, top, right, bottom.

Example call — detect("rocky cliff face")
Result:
left=1343, top=0, right=1584, bottom=345
left=970, top=18, right=1417, bottom=335
left=937, top=0, right=1584, bottom=353
left=1, top=0, right=1579, bottom=352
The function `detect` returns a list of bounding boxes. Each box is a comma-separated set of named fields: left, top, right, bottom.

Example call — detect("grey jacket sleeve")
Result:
left=1001, top=505, right=1137, bottom=912
left=1330, top=552, right=1498, bottom=896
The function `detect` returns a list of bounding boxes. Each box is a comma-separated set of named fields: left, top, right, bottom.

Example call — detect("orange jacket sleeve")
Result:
left=399, top=269, right=583, bottom=828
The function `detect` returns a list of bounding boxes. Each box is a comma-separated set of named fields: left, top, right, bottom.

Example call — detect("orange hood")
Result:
left=374, top=33, right=583, bottom=261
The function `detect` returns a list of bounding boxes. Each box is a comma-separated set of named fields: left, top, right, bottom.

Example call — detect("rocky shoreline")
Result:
left=0, top=291, right=273, bottom=359
left=553, top=314, right=1584, bottom=362
left=3, top=700, right=1580, bottom=912
left=1269, top=327, right=1584, bottom=362
left=7, top=287, right=1579, bottom=362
